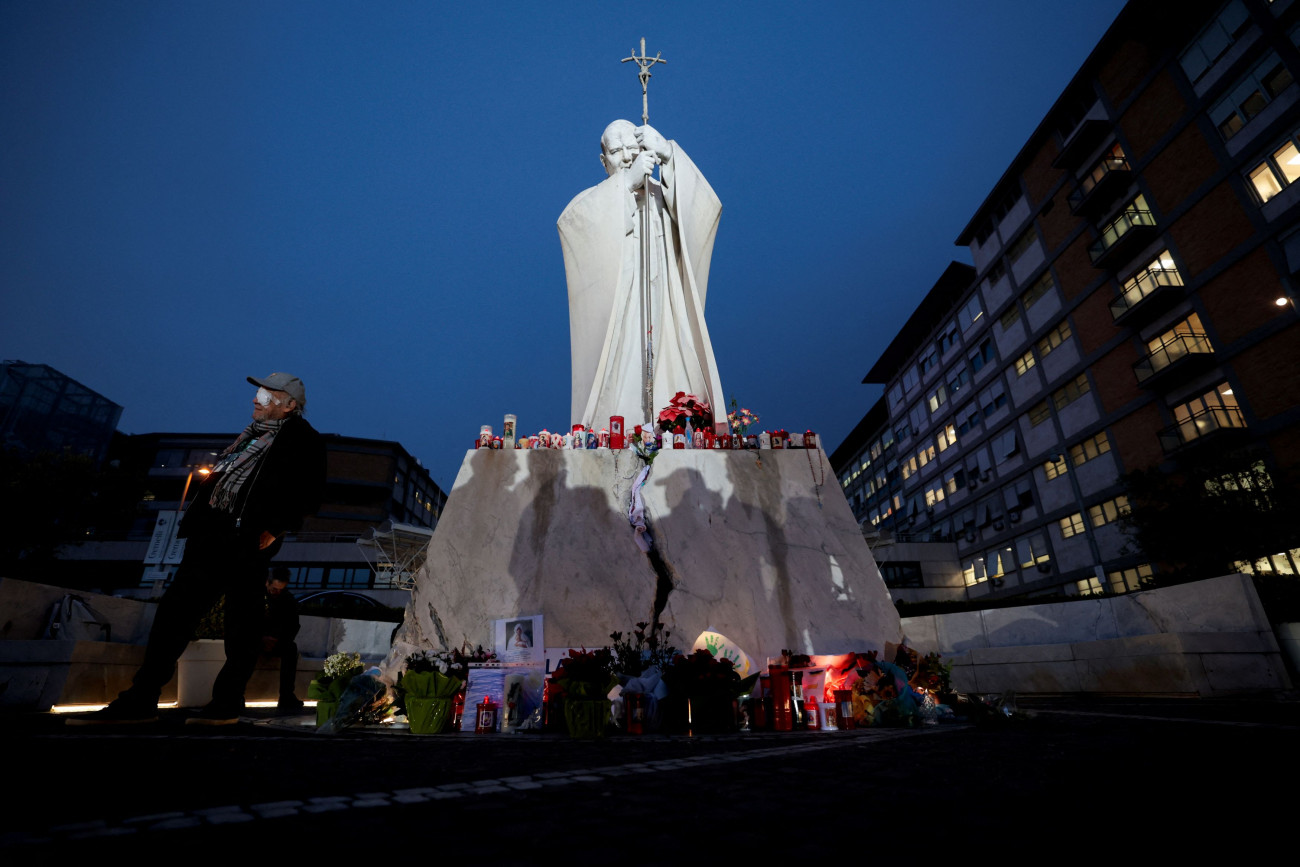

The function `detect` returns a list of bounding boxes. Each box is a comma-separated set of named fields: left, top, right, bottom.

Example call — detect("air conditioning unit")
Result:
left=1008, top=509, right=1022, bottom=523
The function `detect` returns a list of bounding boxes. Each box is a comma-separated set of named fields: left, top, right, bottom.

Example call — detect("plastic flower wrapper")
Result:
left=399, top=651, right=464, bottom=700
left=318, top=667, right=393, bottom=735
left=552, top=647, right=617, bottom=700
left=308, top=651, right=365, bottom=705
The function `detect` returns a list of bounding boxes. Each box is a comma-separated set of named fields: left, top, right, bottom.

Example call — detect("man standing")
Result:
left=70, top=372, right=326, bottom=726
left=558, top=120, right=725, bottom=428
left=264, top=565, right=303, bottom=712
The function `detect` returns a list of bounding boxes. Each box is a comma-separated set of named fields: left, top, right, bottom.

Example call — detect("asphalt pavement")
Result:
left=5, top=695, right=1298, bottom=859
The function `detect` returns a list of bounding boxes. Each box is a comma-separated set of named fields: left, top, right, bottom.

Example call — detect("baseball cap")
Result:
left=247, top=372, right=307, bottom=410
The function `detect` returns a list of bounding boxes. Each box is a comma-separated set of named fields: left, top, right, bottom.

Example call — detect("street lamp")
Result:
left=178, top=466, right=211, bottom=512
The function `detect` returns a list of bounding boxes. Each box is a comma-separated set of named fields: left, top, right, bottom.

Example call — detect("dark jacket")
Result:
left=182, top=414, right=327, bottom=546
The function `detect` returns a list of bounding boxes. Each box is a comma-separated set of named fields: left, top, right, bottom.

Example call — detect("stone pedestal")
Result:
left=390, top=448, right=900, bottom=668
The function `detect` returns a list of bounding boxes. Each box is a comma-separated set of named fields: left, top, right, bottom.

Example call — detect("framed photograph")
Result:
left=493, top=614, right=543, bottom=664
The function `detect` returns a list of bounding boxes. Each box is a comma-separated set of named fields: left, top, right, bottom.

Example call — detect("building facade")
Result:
left=53, top=431, right=448, bottom=601
left=1, top=360, right=122, bottom=466
left=834, top=0, right=1300, bottom=601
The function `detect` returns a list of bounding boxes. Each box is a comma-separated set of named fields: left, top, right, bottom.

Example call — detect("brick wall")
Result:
left=1108, top=402, right=1167, bottom=473
left=1232, top=322, right=1300, bottom=420
left=1169, top=181, right=1255, bottom=279
left=1200, top=246, right=1286, bottom=345
left=1142, top=123, right=1217, bottom=215
left=1117, top=70, right=1185, bottom=162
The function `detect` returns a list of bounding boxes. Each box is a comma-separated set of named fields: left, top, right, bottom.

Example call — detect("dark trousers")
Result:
left=267, top=640, right=300, bottom=700
left=121, top=532, right=269, bottom=710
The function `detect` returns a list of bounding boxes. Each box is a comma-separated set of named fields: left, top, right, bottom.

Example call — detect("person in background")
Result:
left=264, top=565, right=303, bottom=713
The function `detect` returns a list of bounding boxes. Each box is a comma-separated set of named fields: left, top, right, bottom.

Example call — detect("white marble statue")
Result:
left=558, top=120, right=725, bottom=429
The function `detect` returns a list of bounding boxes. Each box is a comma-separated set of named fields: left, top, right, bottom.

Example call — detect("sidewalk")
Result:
left=5, top=695, right=1298, bottom=857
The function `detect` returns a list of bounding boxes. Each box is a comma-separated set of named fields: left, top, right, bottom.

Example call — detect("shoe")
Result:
left=65, top=700, right=159, bottom=726
left=184, top=704, right=241, bottom=726
left=276, top=697, right=305, bottom=713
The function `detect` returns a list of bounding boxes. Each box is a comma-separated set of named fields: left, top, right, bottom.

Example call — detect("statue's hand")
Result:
left=622, top=151, right=657, bottom=191
left=636, top=125, right=672, bottom=163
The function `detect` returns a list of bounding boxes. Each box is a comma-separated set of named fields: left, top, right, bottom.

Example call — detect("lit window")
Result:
left=1107, top=564, right=1154, bottom=594
left=1069, top=432, right=1111, bottom=466
left=1037, top=320, right=1073, bottom=358
left=1088, top=495, right=1131, bottom=527
left=936, top=423, right=958, bottom=452
left=1017, top=532, right=1051, bottom=569
left=1028, top=401, right=1052, bottom=426
left=1014, top=349, right=1036, bottom=376
left=1044, top=454, right=1068, bottom=480
left=1170, top=382, right=1245, bottom=445
left=963, top=557, right=987, bottom=586
left=1247, top=131, right=1300, bottom=203
left=1117, top=251, right=1184, bottom=313
left=927, top=385, right=948, bottom=414
left=1052, top=374, right=1091, bottom=411
left=1076, top=576, right=1105, bottom=596
left=1059, top=512, right=1086, bottom=538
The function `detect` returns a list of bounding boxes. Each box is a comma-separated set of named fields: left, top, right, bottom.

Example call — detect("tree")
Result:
left=1120, top=453, right=1300, bottom=583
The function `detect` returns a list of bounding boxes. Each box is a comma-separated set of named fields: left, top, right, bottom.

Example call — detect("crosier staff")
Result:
left=622, top=38, right=666, bottom=425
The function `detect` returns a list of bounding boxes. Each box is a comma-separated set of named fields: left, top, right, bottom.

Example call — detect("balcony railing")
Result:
left=1110, top=267, right=1183, bottom=323
left=1133, top=332, right=1214, bottom=384
left=1068, top=156, right=1131, bottom=215
left=1089, top=205, right=1158, bottom=266
left=1158, top=406, right=1246, bottom=452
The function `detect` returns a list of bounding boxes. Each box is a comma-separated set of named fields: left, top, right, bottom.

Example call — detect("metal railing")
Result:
left=1089, top=206, right=1156, bottom=263
left=1158, top=406, right=1246, bottom=452
left=1134, top=332, right=1213, bottom=382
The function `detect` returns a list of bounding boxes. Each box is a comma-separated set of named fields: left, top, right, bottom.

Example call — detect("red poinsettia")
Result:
left=657, top=392, right=714, bottom=433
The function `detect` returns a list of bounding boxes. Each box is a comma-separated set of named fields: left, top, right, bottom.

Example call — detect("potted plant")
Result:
left=398, top=650, right=465, bottom=735
left=660, top=649, right=758, bottom=734
left=551, top=647, right=617, bottom=738
left=610, top=622, right=677, bottom=733
left=657, top=392, right=713, bottom=436
left=308, top=651, right=364, bottom=727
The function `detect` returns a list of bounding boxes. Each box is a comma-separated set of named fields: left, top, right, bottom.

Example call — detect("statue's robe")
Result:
left=558, top=143, right=725, bottom=429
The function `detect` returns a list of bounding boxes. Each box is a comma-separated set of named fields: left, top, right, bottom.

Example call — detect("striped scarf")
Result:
left=208, top=418, right=286, bottom=514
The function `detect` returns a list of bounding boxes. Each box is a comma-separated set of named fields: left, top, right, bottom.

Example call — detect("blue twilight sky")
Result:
left=1, top=0, right=1129, bottom=490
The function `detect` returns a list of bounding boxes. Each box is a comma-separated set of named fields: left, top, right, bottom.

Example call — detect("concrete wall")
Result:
left=901, top=573, right=1291, bottom=696
left=0, top=578, right=397, bottom=710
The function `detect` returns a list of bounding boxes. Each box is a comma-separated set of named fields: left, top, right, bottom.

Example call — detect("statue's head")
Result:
left=599, top=120, right=640, bottom=177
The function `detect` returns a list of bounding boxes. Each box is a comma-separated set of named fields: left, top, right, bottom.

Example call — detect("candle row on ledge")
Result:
left=475, top=415, right=818, bottom=452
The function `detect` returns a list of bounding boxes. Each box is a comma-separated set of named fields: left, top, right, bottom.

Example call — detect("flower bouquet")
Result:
left=657, top=392, right=713, bottom=435
left=399, top=650, right=464, bottom=735
left=551, top=647, right=617, bottom=738
left=308, top=651, right=364, bottom=728
left=610, top=622, right=678, bottom=733
left=727, top=399, right=759, bottom=437
left=660, top=648, right=759, bottom=734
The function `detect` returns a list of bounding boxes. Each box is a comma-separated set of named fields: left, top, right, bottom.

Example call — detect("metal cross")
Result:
left=622, top=38, right=666, bottom=125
